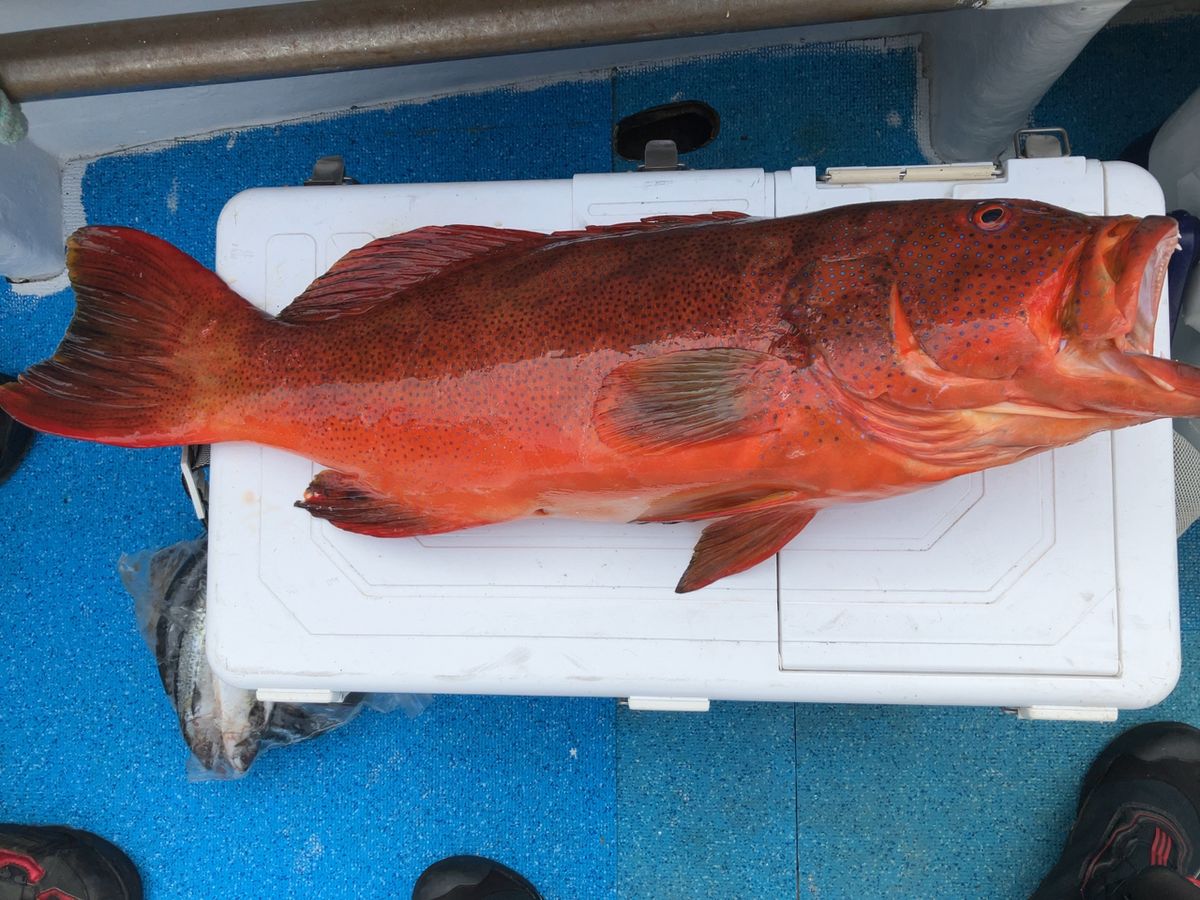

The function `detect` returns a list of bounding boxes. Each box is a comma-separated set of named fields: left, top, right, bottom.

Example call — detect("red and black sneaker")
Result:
left=1030, top=722, right=1200, bottom=899
left=412, top=855, right=543, bottom=900
left=0, top=825, right=142, bottom=900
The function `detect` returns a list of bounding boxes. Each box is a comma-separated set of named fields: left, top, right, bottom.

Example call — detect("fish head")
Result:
left=886, top=199, right=1200, bottom=421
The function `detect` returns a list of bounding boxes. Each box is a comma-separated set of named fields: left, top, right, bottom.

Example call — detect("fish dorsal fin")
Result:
left=563, top=211, right=749, bottom=237
left=278, top=225, right=551, bottom=324
left=279, top=213, right=750, bottom=324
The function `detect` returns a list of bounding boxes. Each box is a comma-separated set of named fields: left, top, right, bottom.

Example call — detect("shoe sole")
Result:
left=1078, top=721, right=1200, bottom=815
left=59, top=827, right=144, bottom=900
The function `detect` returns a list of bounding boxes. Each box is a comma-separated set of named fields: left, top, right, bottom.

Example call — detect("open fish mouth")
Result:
left=1066, top=215, right=1200, bottom=418
left=1103, top=215, right=1180, bottom=355
left=1049, top=214, right=1177, bottom=362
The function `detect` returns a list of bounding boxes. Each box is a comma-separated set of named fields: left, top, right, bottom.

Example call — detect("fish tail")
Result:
left=0, top=226, right=267, bottom=447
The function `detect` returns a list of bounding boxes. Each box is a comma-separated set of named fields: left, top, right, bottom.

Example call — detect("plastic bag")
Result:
left=119, top=536, right=431, bottom=781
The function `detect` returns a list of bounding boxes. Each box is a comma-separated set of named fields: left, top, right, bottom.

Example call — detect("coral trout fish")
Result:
left=3, top=200, right=1196, bottom=591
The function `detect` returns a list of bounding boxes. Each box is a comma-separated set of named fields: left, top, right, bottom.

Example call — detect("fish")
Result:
left=133, top=541, right=273, bottom=775
left=127, top=539, right=357, bottom=775
left=5, top=199, right=1199, bottom=592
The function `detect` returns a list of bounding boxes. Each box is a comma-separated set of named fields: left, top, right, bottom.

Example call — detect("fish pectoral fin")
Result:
left=676, top=506, right=816, bottom=593
left=593, top=348, right=792, bottom=454
left=295, top=470, right=470, bottom=538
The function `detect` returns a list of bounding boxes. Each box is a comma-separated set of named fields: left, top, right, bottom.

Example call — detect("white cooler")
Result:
left=205, top=157, right=1181, bottom=720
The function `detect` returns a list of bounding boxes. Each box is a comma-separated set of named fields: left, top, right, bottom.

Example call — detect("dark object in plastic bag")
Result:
left=119, top=536, right=429, bottom=780
left=0, top=373, right=34, bottom=485
left=1169, top=210, right=1200, bottom=337
left=139, top=540, right=273, bottom=775
left=613, top=100, right=720, bottom=162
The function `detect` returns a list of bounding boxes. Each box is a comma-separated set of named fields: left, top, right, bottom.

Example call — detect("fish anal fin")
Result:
left=295, top=470, right=472, bottom=538
left=676, top=506, right=816, bottom=593
left=594, top=348, right=792, bottom=454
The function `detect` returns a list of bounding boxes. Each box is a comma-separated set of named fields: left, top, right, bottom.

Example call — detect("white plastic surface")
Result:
left=207, top=158, right=1180, bottom=713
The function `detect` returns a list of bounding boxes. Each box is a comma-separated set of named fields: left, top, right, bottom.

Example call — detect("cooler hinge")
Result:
left=256, top=688, right=347, bottom=703
left=822, top=162, right=1001, bottom=185
left=1006, top=705, right=1118, bottom=723
left=624, top=696, right=711, bottom=712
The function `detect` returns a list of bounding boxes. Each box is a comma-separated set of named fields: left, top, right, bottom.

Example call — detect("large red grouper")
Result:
left=2, top=200, right=1197, bottom=591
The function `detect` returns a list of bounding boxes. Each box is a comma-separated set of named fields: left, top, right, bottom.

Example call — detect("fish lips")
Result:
left=1053, top=339, right=1200, bottom=423
left=1003, top=347, right=1200, bottom=422
left=1119, top=352, right=1200, bottom=417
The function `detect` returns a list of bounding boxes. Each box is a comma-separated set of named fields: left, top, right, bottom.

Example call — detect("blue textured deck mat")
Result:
left=612, top=37, right=924, bottom=173
left=4, top=13, right=1200, bottom=900
left=615, top=703, right=797, bottom=899
left=1032, top=14, right=1200, bottom=162
left=0, top=80, right=617, bottom=899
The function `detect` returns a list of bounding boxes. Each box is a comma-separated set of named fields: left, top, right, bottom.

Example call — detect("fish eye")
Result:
left=972, top=202, right=1009, bottom=230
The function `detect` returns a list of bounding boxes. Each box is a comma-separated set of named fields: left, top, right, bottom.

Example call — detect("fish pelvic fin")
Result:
left=296, top=469, right=487, bottom=538
left=638, top=484, right=804, bottom=523
left=0, top=226, right=269, bottom=447
left=676, top=506, right=816, bottom=593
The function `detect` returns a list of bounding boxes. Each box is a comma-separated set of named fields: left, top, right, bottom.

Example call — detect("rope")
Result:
left=0, top=89, right=28, bottom=144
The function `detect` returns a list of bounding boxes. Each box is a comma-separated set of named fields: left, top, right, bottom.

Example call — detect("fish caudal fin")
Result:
left=0, top=226, right=266, bottom=447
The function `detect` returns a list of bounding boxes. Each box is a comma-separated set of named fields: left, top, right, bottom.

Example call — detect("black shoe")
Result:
left=0, top=824, right=142, bottom=900
left=412, top=855, right=543, bottom=900
left=1030, top=722, right=1200, bottom=899
left=0, top=373, right=34, bottom=485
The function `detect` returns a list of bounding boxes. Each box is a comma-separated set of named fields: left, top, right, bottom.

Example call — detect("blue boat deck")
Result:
left=3, top=13, right=1200, bottom=897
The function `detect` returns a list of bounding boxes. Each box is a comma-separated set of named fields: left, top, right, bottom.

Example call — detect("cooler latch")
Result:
left=303, top=154, right=358, bottom=186
left=640, top=139, right=685, bottom=172
left=1012, top=127, right=1072, bottom=159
